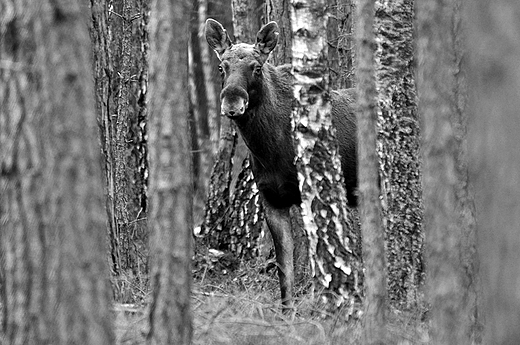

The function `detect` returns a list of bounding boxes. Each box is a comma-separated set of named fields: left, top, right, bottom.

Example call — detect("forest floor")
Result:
left=114, top=254, right=429, bottom=345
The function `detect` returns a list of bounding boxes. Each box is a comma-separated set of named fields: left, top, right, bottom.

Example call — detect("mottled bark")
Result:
left=374, top=0, right=424, bottom=308
left=146, top=0, right=193, bottom=343
left=289, top=0, right=363, bottom=313
left=356, top=0, right=387, bottom=342
left=416, top=0, right=479, bottom=343
left=0, top=1, right=114, bottom=344
left=201, top=127, right=237, bottom=246
left=90, top=0, right=149, bottom=301
left=466, top=1, right=520, bottom=344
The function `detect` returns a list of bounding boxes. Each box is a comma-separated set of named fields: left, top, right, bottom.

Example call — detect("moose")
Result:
left=205, top=19, right=358, bottom=311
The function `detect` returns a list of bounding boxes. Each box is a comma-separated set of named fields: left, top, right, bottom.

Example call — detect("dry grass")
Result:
left=113, top=256, right=428, bottom=344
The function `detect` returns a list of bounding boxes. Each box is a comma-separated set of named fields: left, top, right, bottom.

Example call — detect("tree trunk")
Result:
left=374, top=0, right=424, bottom=308
left=328, top=0, right=355, bottom=89
left=277, top=0, right=363, bottom=314
left=416, top=0, right=479, bottom=343
left=0, top=2, right=114, bottom=344
left=466, top=1, right=520, bottom=344
left=146, top=0, right=193, bottom=343
left=356, top=0, right=387, bottom=342
left=90, top=0, right=149, bottom=302
left=189, top=0, right=220, bottom=223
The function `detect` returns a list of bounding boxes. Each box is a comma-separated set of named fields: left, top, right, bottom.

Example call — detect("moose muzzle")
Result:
left=220, top=86, right=249, bottom=118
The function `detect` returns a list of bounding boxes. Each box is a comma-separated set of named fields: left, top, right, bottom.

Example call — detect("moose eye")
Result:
left=218, top=65, right=224, bottom=74
left=254, top=65, right=262, bottom=74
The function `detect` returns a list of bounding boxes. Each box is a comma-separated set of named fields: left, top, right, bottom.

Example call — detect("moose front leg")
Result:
left=264, top=203, right=294, bottom=312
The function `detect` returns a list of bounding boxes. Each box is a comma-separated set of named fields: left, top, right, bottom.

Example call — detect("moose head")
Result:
left=205, top=19, right=280, bottom=119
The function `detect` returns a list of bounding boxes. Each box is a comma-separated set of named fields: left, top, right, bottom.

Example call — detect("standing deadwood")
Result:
left=374, top=0, right=424, bottom=308
left=289, top=0, right=363, bottom=312
left=466, top=1, right=520, bottom=344
left=147, top=0, right=192, bottom=343
left=356, top=0, right=387, bottom=342
left=0, top=1, right=114, bottom=344
left=416, top=0, right=479, bottom=343
left=90, top=0, right=149, bottom=301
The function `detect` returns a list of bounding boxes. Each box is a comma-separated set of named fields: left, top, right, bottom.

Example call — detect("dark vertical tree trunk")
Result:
left=90, top=0, right=149, bottom=302
left=416, top=0, right=479, bottom=343
left=466, top=1, right=520, bottom=344
left=0, top=1, right=114, bottom=344
left=328, top=0, right=355, bottom=89
left=147, top=0, right=193, bottom=343
left=374, top=0, right=424, bottom=308
left=356, top=0, right=387, bottom=341
left=265, top=0, right=291, bottom=65
left=190, top=0, right=219, bottom=223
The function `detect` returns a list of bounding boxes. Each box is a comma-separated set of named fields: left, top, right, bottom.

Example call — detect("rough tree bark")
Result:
left=466, top=1, right=520, bottom=344
left=374, top=0, right=424, bottom=308
left=356, top=0, right=387, bottom=342
left=416, top=0, right=479, bottom=343
left=327, top=0, right=355, bottom=89
left=146, top=0, right=193, bottom=343
left=90, top=0, right=149, bottom=301
left=0, top=1, right=114, bottom=344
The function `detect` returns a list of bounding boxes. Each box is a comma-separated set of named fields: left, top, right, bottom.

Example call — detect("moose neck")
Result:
left=232, top=63, right=294, bottom=170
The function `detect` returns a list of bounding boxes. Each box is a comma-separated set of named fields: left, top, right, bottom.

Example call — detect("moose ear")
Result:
left=205, top=18, right=232, bottom=58
left=255, top=22, right=279, bottom=56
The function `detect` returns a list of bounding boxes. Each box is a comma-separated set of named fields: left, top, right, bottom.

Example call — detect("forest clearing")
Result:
left=1, top=0, right=520, bottom=344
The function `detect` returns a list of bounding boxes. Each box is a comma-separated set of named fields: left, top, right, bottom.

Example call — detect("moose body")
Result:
left=205, top=19, right=357, bottom=311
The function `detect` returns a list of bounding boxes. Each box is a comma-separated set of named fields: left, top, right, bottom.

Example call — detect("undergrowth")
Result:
left=113, top=254, right=428, bottom=345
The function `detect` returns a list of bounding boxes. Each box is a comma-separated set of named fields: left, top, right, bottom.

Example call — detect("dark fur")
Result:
left=205, top=19, right=358, bottom=311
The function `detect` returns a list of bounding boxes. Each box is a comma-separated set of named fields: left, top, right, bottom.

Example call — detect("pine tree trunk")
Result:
left=146, top=0, right=193, bottom=343
left=328, top=0, right=355, bottom=89
left=356, top=0, right=387, bottom=342
left=189, top=0, right=219, bottom=222
left=466, top=1, right=520, bottom=344
left=90, top=0, right=149, bottom=301
left=416, top=0, right=478, bottom=343
left=374, top=0, right=424, bottom=308
left=0, top=2, right=114, bottom=344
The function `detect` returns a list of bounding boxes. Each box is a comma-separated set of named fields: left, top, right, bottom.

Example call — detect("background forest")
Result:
left=1, top=0, right=519, bottom=344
